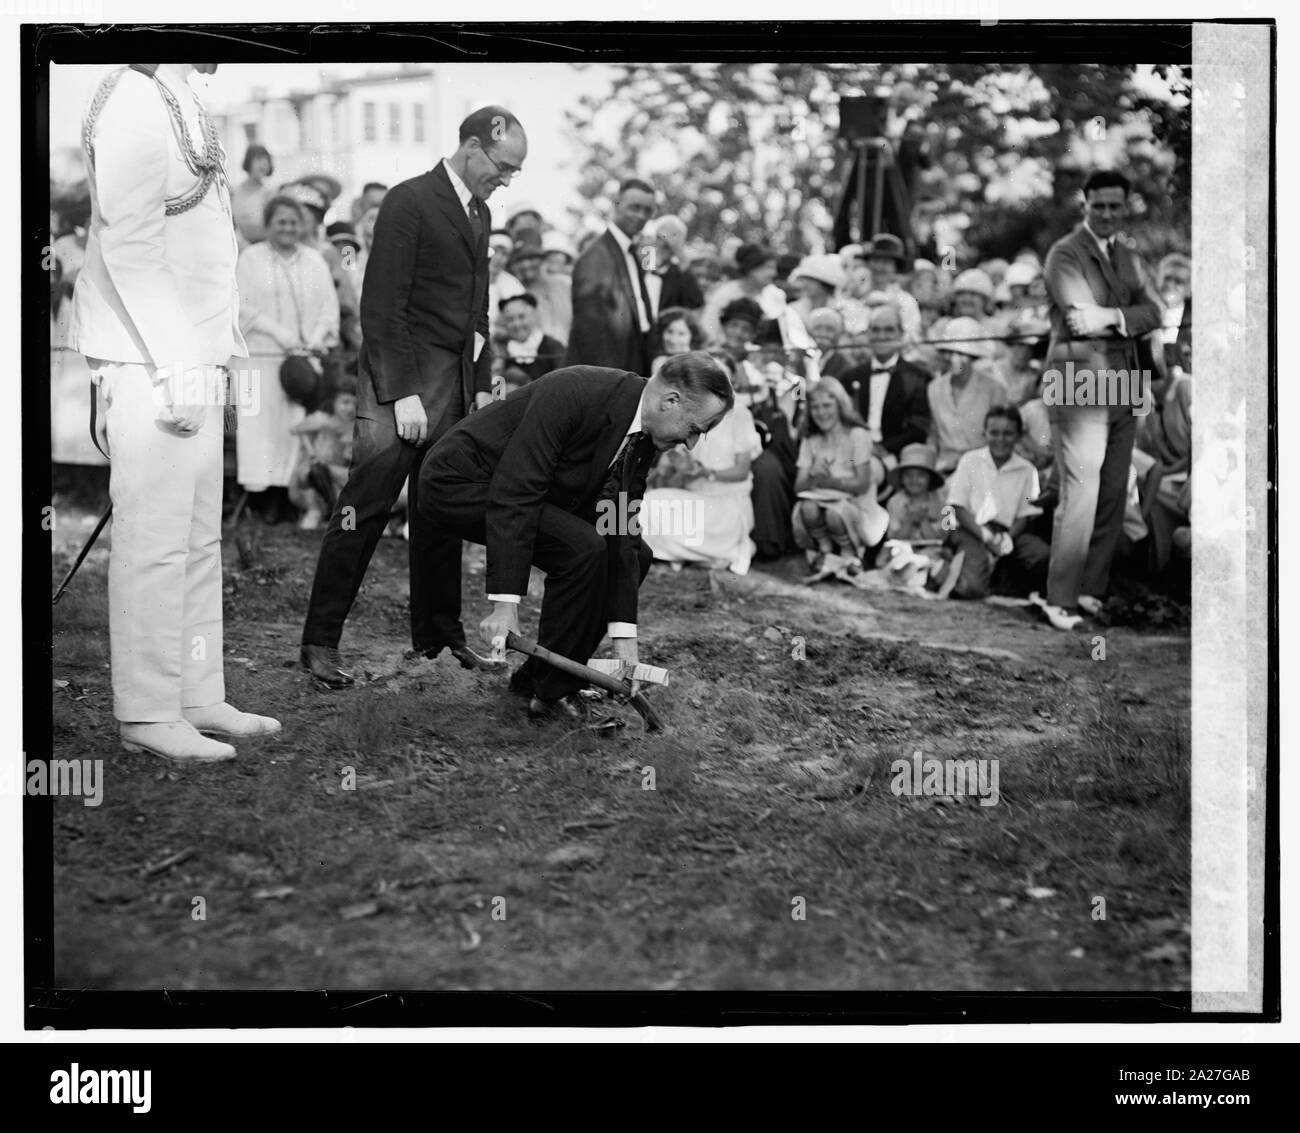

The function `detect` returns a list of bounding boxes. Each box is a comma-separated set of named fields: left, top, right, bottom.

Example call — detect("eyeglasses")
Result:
left=479, top=146, right=522, bottom=183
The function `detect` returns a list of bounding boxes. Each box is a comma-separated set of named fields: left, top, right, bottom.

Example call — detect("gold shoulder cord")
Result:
left=82, top=66, right=229, bottom=216
left=81, top=66, right=238, bottom=432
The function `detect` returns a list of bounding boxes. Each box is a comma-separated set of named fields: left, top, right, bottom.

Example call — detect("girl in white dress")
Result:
left=791, top=377, right=889, bottom=571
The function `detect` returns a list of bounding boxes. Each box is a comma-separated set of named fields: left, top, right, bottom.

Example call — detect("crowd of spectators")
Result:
left=51, top=147, right=1193, bottom=622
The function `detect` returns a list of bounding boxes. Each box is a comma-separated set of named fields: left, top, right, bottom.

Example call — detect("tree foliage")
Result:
left=563, top=62, right=1189, bottom=263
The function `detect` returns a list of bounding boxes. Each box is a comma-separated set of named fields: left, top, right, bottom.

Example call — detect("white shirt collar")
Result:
left=1083, top=221, right=1113, bottom=256
left=608, top=222, right=635, bottom=256
left=442, top=158, right=474, bottom=212
left=627, top=389, right=645, bottom=436
left=871, top=353, right=901, bottom=371
left=976, top=446, right=1030, bottom=474
left=506, top=329, right=545, bottom=359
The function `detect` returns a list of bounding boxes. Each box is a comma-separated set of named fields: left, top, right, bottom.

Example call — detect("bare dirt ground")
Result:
left=47, top=507, right=1190, bottom=992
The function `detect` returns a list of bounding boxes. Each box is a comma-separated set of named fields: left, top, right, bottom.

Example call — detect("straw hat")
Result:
left=889, top=444, right=944, bottom=492
left=952, top=268, right=994, bottom=300
left=937, top=316, right=991, bottom=358
left=790, top=254, right=847, bottom=291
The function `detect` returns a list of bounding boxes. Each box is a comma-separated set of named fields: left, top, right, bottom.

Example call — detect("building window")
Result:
left=390, top=102, right=402, bottom=143
left=413, top=103, right=425, bottom=144
left=363, top=102, right=376, bottom=143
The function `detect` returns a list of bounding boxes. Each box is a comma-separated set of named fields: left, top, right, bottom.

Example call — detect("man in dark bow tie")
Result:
left=300, top=106, right=528, bottom=686
left=840, top=303, right=933, bottom=471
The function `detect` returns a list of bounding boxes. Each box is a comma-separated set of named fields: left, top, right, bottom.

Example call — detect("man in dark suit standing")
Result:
left=840, top=303, right=932, bottom=465
left=300, top=106, right=528, bottom=687
left=565, top=178, right=657, bottom=373
left=1040, top=169, right=1163, bottom=626
left=419, top=352, right=733, bottom=730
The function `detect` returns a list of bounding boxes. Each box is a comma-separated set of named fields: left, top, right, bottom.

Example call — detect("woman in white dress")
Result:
left=641, top=394, right=764, bottom=576
left=234, top=195, right=339, bottom=517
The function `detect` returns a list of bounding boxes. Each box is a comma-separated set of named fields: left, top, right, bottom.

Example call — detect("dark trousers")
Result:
left=750, top=448, right=796, bottom=559
left=423, top=479, right=652, bottom=700
left=302, top=399, right=465, bottom=652
left=947, top=528, right=1050, bottom=600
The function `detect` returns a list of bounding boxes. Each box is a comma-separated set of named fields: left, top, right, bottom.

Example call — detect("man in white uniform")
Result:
left=72, top=62, right=280, bottom=763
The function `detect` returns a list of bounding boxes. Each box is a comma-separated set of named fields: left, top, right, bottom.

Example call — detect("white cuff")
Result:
left=487, top=594, right=521, bottom=604
left=1115, top=308, right=1127, bottom=337
left=608, top=622, right=637, bottom=638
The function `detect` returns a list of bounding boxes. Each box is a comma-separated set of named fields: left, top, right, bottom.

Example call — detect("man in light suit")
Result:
left=1041, top=169, right=1164, bottom=624
left=300, top=107, right=527, bottom=687
left=72, top=62, right=280, bottom=763
left=420, top=353, right=732, bottom=731
left=565, top=178, right=657, bottom=373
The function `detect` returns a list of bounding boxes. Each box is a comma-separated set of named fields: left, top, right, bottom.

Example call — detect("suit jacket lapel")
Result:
left=432, top=163, right=477, bottom=252
left=584, top=376, right=646, bottom=503
left=605, top=230, right=639, bottom=314
left=1078, top=226, right=1125, bottom=302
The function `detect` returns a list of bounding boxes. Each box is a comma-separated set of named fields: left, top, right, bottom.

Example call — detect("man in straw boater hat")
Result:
left=71, top=62, right=280, bottom=763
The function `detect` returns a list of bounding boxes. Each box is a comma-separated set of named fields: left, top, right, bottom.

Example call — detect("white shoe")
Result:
left=1077, top=594, right=1103, bottom=617
left=183, top=702, right=282, bottom=738
left=1028, top=591, right=1083, bottom=631
left=121, top=720, right=236, bottom=764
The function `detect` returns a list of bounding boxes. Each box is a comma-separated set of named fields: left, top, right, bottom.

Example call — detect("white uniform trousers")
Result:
left=96, top=360, right=225, bottom=721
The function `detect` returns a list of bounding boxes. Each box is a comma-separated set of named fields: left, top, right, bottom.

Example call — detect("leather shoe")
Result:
left=528, top=694, right=626, bottom=734
left=300, top=643, right=355, bottom=688
left=449, top=644, right=508, bottom=672
left=409, top=643, right=508, bottom=672
left=121, top=721, right=236, bottom=764
left=183, top=702, right=281, bottom=738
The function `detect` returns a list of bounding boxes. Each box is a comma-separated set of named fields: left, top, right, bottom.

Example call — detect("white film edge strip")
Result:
left=1190, top=21, right=1270, bottom=1013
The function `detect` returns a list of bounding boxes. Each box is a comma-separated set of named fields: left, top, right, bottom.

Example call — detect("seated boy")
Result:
left=942, top=405, right=1049, bottom=599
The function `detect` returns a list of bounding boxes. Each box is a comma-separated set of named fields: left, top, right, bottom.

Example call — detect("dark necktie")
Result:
left=1107, top=238, right=1121, bottom=276
left=467, top=198, right=483, bottom=246
left=599, top=430, right=655, bottom=506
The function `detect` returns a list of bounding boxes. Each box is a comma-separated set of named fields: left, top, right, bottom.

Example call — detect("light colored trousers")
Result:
left=1046, top=402, right=1136, bottom=608
left=95, top=361, right=225, bottom=721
